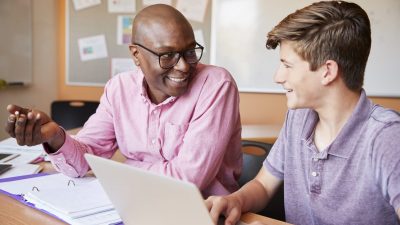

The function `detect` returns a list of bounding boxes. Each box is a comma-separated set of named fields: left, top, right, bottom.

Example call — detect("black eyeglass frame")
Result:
left=132, top=42, right=204, bottom=69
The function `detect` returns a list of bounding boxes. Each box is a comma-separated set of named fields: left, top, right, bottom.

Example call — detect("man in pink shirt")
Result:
left=4, top=4, right=242, bottom=197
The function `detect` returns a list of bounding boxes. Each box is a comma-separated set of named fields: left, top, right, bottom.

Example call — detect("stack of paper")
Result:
left=0, top=173, right=122, bottom=225
left=0, top=137, right=45, bottom=177
left=0, top=137, right=45, bottom=164
left=0, top=164, right=42, bottom=179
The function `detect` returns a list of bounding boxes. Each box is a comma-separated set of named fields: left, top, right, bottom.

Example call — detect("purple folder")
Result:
left=0, top=173, right=124, bottom=225
left=0, top=173, right=67, bottom=222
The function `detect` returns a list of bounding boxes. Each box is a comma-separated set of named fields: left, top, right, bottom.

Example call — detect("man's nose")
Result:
left=173, top=55, right=190, bottom=72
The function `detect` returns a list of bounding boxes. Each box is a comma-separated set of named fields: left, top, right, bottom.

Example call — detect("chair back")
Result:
left=239, top=140, right=272, bottom=187
left=50, top=100, right=99, bottom=130
left=239, top=140, right=286, bottom=221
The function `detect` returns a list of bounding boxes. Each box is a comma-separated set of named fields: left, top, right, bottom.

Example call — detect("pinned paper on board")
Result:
left=142, top=0, right=172, bottom=6
left=78, top=35, right=108, bottom=61
left=117, top=16, right=133, bottom=45
left=107, top=0, right=136, bottom=13
left=176, top=0, right=209, bottom=22
left=111, top=58, right=137, bottom=77
left=72, top=0, right=101, bottom=11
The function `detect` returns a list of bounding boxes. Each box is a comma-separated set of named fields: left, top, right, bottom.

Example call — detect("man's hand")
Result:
left=5, top=104, right=64, bottom=151
left=205, top=194, right=242, bottom=225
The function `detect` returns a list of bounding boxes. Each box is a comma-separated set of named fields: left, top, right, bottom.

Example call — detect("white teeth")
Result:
left=168, top=77, right=186, bottom=82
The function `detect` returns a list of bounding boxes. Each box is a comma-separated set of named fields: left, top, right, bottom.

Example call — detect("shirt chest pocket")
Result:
left=161, top=122, right=189, bottom=160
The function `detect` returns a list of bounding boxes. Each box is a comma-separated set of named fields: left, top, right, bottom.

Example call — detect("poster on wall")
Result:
left=176, top=0, right=208, bottom=22
left=78, top=35, right=108, bottom=61
left=142, top=0, right=172, bottom=6
left=107, top=0, right=136, bottom=13
left=111, top=58, right=137, bottom=77
left=72, top=0, right=101, bottom=11
left=117, top=16, right=133, bottom=45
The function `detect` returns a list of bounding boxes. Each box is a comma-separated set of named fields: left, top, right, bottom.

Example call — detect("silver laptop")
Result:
left=85, top=154, right=246, bottom=225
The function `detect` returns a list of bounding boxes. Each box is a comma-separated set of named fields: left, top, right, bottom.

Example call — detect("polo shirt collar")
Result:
left=302, top=89, right=374, bottom=159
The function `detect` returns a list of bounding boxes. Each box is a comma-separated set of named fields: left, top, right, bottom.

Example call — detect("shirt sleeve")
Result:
left=46, top=80, right=118, bottom=177
left=264, top=111, right=290, bottom=180
left=139, top=79, right=242, bottom=191
left=372, top=122, right=400, bottom=211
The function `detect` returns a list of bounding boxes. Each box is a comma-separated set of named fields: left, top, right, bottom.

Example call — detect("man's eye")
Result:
left=160, top=52, right=175, bottom=60
left=185, top=49, right=196, bottom=56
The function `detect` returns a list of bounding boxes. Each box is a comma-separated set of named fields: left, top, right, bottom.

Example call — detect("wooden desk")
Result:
left=0, top=126, right=287, bottom=224
left=242, top=124, right=281, bottom=144
left=0, top=192, right=290, bottom=225
left=0, top=162, right=290, bottom=225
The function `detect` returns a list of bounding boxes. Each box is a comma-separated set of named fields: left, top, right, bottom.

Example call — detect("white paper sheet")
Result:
left=0, top=173, right=96, bottom=195
left=111, top=58, right=137, bottom=77
left=0, top=164, right=42, bottom=179
left=78, top=35, right=108, bottom=61
left=0, top=137, right=44, bottom=164
left=72, top=0, right=101, bottom=11
left=142, top=0, right=172, bottom=6
left=176, top=0, right=209, bottom=22
left=107, top=0, right=135, bottom=13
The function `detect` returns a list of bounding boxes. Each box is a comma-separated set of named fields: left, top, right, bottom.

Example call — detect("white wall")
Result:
left=0, top=0, right=58, bottom=140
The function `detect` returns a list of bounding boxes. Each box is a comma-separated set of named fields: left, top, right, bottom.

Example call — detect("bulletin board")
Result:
left=66, top=0, right=211, bottom=86
left=0, top=0, right=32, bottom=85
left=211, top=0, right=400, bottom=97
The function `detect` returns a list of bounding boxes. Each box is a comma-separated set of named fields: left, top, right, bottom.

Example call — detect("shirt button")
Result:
left=151, top=139, right=156, bottom=144
left=313, top=158, right=319, bottom=162
left=311, top=171, right=318, bottom=177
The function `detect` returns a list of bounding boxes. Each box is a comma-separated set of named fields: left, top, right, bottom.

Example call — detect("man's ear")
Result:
left=129, top=44, right=140, bottom=66
left=321, top=60, right=339, bottom=85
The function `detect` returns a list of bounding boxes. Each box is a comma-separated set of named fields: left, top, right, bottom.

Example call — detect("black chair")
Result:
left=50, top=100, right=99, bottom=130
left=239, top=140, right=285, bottom=221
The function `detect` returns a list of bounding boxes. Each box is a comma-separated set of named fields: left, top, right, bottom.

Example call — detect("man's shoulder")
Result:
left=195, top=64, right=235, bottom=83
left=107, top=69, right=140, bottom=88
left=370, top=105, right=400, bottom=125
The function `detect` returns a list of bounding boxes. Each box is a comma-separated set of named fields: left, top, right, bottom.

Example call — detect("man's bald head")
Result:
left=131, top=4, right=194, bottom=44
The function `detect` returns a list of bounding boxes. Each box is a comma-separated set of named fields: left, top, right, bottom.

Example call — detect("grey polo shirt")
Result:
left=265, top=90, right=400, bottom=225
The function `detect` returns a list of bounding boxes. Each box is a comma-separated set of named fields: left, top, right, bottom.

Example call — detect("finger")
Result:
left=209, top=197, right=225, bottom=225
left=6, top=104, right=30, bottom=115
left=24, top=112, right=36, bottom=146
left=32, top=113, right=43, bottom=145
left=205, top=196, right=214, bottom=211
left=15, top=113, right=27, bottom=145
left=5, top=114, right=17, bottom=138
left=224, top=206, right=241, bottom=225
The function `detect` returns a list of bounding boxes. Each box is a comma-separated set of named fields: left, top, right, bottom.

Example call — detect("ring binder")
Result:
left=0, top=173, right=122, bottom=225
left=68, top=179, right=75, bottom=186
left=32, top=186, right=39, bottom=192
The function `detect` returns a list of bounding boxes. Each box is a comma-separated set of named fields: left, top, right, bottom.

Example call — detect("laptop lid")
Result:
left=84, top=154, right=215, bottom=225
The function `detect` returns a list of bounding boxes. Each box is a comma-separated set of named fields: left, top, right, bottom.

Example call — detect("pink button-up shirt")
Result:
left=48, top=64, right=242, bottom=197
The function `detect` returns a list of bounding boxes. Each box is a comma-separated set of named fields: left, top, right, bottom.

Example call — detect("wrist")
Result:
left=45, top=127, right=65, bottom=153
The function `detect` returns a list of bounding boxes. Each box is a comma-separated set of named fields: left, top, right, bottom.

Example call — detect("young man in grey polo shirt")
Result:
left=206, top=1, right=400, bottom=225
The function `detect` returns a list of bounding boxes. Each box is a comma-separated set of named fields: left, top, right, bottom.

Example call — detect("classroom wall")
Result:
left=0, top=0, right=58, bottom=140
left=57, top=1, right=400, bottom=128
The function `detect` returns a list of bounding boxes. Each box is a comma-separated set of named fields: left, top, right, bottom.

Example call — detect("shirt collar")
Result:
left=302, top=89, right=375, bottom=159
left=137, top=69, right=177, bottom=106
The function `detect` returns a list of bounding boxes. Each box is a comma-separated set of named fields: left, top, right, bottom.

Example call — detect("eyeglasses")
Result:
left=133, top=42, right=204, bottom=69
